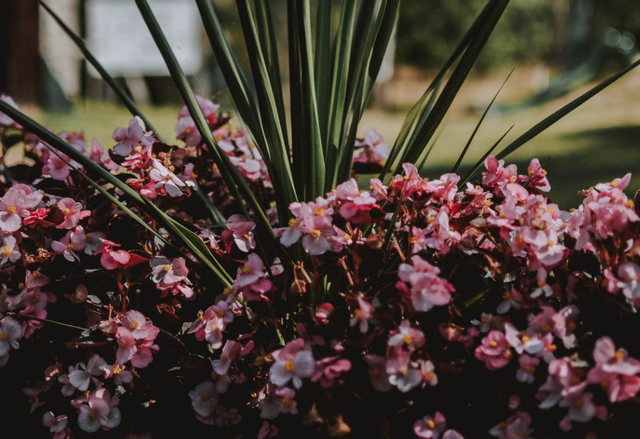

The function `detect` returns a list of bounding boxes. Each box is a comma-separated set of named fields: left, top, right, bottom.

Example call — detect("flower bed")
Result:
left=1, top=94, right=640, bottom=438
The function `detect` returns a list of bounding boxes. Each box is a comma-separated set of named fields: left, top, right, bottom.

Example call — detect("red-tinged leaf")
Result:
left=123, top=252, right=152, bottom=269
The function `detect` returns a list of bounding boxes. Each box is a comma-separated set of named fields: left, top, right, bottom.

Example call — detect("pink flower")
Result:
left=51, top=230, right=86, bottom=262
left=56, top=198, right=90, bottom=229
left=475, top=330, right=512, bottom=371
left=77, top=388, right=121, bottom=433
left=617, top=262, right=640, bottom=299
left=42, top=411, right=69, bottom=438
left=0, top=235, right=20, bottom=265
left=102, top=362, right=134, bottom=385
left=212, top=340, right=241, bottom=376
left=0, top=94, right=19, bottom=127
left=592, top=336, right=640, bottom=375
left=387, top=351, right=422, bottom=392
left=516, top=355, right=540, bottom=383
left=489, top=411, right=533, bottom=439
left=95, top=238, right=131, bottom=270
left=150, top=256, right=189, bottom=284
left=90, top=138, right=119, bottom=171
left=0, top=316, right=21, bottom=356
left=353, top=129, right=390, bottom=165
left=43, top=154, right=75, bottom=182
left=225, top=214, right=256, bottom=252
left=68, top=355, right=106, bottom=392
left=269, top=339, right=315, bottom=389
left=234, top=253, right=272, bottom=302
left=311, top=355, right=351, bottom=388
left=398, top=256, right=454, bottom=312
left=112, top=116, right=154, bottom=157
left=122, top=310, right=160, bottom=342
left=176, top=116, right=202, bottom=147
left=349, top=296, right=372, bottom=333
left=414, top=411, right=446, bottom=438
left=258, top=421, right=278, bottom=439
left=388, top=320, right=426, bottom=351
left=0, top=184, right=43, bottom=232
left=587, top=365, right=640, bottom=403
left=149, top=159, right=186, bottom=197
left=364, top=354, right=392, bottom=392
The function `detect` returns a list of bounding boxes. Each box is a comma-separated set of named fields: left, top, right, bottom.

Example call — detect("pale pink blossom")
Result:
left=0, top=184, right=43, bottom=232
left=149, top=159, right=186, bottom=197
left=56, top=198, right=90, bottom=230
left=150, top=256, right=189, bottom=284
left=0, top=235, right=20, bottom=265
left=77, top=388, right=121, bottom=433
left=269, top=339, right=314, bottom=389
left=42, top=411, right=69, bottom=438
left=225, top=214, right=256, bottom=252
left=0, top=316, right=21, bottom=356
left=112, top=116, right=154, bottom=157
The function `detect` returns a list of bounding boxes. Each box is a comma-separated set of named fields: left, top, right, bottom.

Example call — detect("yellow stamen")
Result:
left=163, top=264, right=172, bottom=272
left=62, top=208, right=71, bottom=216
left=288, top=218, right=297, bottom=228
left=6, top=206, right=16, bottom=215
left=285, top=360, right=296, bottom=372
left=311, top=229, right=322, bottom=239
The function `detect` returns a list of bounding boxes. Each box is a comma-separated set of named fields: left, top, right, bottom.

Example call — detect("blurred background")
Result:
left=1, top=0, right=640, bottom=208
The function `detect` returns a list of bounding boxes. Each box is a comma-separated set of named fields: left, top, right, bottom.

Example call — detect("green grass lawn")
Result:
left=35, top=68, right=640, bottom=210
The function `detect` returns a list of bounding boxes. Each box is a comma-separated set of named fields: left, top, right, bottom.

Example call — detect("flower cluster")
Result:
left=1, top=95, right=640, bottom=438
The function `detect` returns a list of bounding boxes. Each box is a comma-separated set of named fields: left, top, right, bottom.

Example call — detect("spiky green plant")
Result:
left=1, top=0, right=639, bottom=290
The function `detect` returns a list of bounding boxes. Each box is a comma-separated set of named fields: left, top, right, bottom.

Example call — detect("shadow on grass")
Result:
left=421, top=125, right=640, bottom=209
